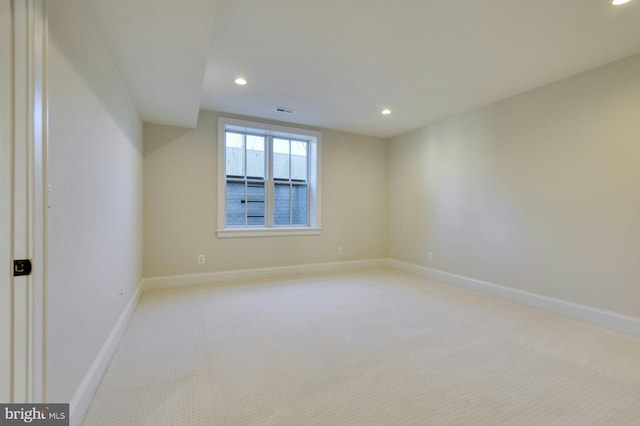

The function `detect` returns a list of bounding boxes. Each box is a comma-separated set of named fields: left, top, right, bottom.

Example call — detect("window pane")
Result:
left=291, top=184, right=307, bottom=225
left=246, top=182, right=265, bottom=226
left=226, top=181, right=245, bottom=226
left=226, top=132, right=244, bottom=177
left=246, top=135, right=265, bottom=178
left=273, top=183, right=290, bottom=225
left=291, top=141, right=307, bottom=181
left=273, top=138, right=290, bottom=180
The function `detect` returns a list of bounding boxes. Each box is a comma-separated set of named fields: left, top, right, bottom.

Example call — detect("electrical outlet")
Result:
left=338, top=246, right=344, bottom=255
left=427, top=252, right=433, bottom=261
left=197, top=254, right=206, bottom=264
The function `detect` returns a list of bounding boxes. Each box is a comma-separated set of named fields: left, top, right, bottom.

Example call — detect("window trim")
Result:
left=217, top=117, right=322, bottom=238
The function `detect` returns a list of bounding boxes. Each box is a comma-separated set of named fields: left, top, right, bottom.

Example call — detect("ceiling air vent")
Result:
left=275, top=107, right=293, bottom=114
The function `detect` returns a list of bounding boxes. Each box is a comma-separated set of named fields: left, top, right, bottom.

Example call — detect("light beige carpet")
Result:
left=83, top=269, right=640, bottom=425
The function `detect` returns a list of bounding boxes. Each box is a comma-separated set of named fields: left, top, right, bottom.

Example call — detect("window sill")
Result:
left=216, top=227, right=322, bottom=238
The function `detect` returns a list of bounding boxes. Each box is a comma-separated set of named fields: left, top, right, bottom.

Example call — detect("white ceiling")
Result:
left=91, top=0, right=640, bottom=138
left=88, top=0, right=216, bottom=128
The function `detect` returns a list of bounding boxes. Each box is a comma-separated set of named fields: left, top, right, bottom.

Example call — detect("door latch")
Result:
left=13, top=259, right=32, bottom=276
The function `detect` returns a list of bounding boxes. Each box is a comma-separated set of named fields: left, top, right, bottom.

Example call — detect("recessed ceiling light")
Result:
left=612, top=0, right=632, bottom=5
left=381, top=108, right=391, bottom=115
left=234, top=77, right=247, bottom=86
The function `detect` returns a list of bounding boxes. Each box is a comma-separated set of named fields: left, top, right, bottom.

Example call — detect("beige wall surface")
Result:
left=47, top=0, right=143, bottom=402
left=143, top=111, right=388, bottom=278
left=389, top=53, right=640, bottom=318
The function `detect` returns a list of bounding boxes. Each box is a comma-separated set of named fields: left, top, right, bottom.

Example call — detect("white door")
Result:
left=0, top=0, right=46, bottom=403
left=1, top=0, right=14, bottom=403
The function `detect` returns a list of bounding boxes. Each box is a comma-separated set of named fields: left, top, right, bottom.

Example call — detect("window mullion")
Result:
left=265, top=135, right=274, bottom=227
left=243, top=180, right=248, bottom=226
left=243, top=134, right=248, bottom=226
left=289, top=141, right=293, bottom=225
left=306, top=142, right=311, bottom=225
left=289, top=183, right=293, bottom=225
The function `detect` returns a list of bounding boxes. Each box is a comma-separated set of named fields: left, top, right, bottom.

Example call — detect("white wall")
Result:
left=47, top=0, right=143, bottom=402
left=143, top=110, right=388, bottom=278
left=389, top=53, right=640, bottom=318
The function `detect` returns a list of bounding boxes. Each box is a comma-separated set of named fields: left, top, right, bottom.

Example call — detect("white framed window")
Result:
left=217, top=117, right=322, bottom=238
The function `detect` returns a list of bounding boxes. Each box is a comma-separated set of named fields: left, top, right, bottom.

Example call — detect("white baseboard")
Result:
left=386, top=259, right=640, bottom=338
left=69, top=280, right=144, bottom=426
left=142, top=259, right=388, bottom=290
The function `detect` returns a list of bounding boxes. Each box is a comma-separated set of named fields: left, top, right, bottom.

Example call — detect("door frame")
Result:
left=1, top=0, right=47, bottom=403
left=1, top=0, right=14, bottom=403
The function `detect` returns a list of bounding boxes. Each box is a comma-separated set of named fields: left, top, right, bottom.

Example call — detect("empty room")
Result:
left=2, top=0, right=640, bottom=425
